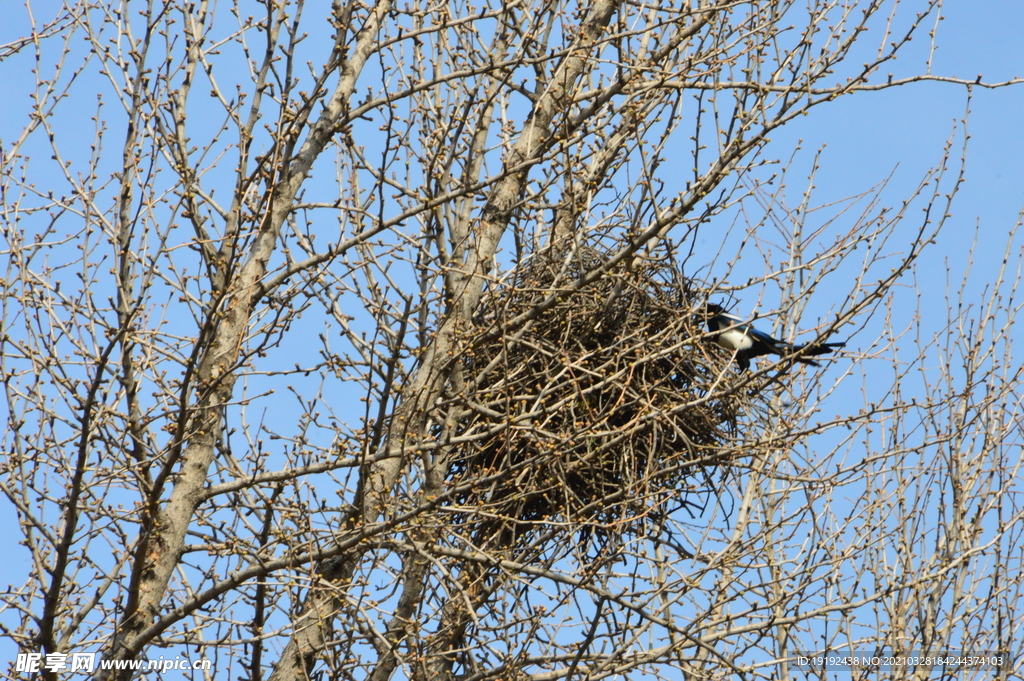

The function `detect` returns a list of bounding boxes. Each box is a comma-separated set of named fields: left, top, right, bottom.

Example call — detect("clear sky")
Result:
left=765, top=1, right=1024, bottom=299
left=682, top=0, right=1024, bottom=390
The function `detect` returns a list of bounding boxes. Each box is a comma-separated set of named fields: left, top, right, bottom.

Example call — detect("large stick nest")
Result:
left=441, top=246, right=742, bottom=551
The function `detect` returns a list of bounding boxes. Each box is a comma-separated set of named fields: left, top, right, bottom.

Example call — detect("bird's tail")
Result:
left=791, top=341, right=845, bottom=365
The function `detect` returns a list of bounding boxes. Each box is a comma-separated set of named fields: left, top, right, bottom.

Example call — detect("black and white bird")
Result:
left=703, top=303, right=845, bottom=372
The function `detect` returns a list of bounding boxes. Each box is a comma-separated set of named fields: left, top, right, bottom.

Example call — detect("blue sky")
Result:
left=768, top=1, right=1024, bottom=292
left=681, top=1, right=1024, bottom=399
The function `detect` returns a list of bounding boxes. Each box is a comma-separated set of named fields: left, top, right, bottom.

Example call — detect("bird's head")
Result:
left=702, top=303, right=725, bottom=319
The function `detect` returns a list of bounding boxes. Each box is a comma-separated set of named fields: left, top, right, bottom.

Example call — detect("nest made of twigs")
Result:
left=441, top=245, right=742, bottom=551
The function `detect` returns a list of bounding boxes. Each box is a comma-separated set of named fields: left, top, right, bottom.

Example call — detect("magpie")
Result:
left=703, top=303, right=845, bottom=371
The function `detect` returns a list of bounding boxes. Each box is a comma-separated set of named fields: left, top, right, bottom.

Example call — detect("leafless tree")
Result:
left=2, top=1, right=1023, bottom=680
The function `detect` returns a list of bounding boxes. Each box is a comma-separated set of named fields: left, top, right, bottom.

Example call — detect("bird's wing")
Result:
left=745, top=325, right=788, bottom=348
left=717, top=312, right=747, bottom=326
left=713, top=313, right=753, bottom=334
